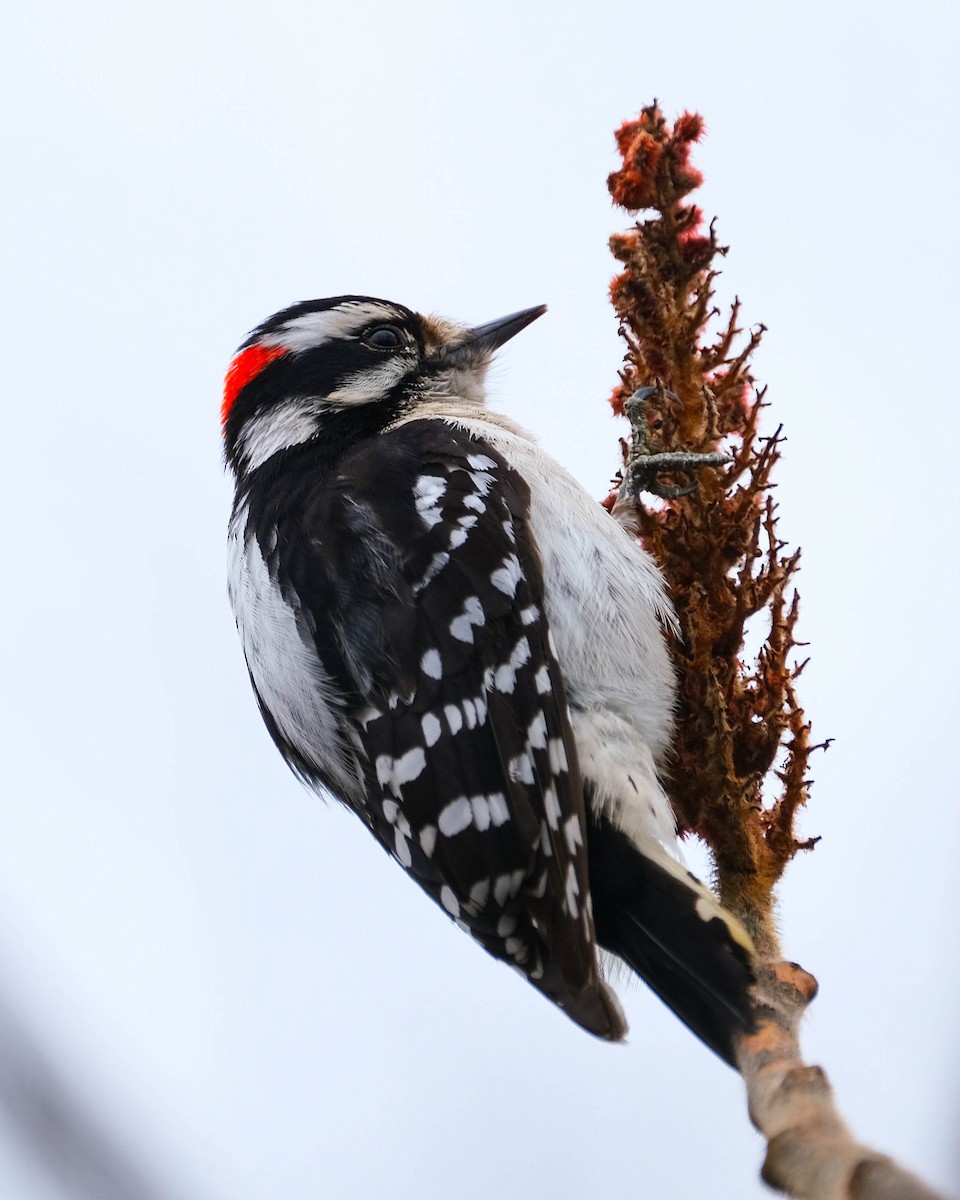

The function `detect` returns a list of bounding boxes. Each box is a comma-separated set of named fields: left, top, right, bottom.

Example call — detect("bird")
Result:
left=222, top=294, right=755, bottom=1065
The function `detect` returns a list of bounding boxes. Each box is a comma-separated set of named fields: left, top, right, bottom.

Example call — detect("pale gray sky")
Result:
left=1, top=2, right=958, bottom=1198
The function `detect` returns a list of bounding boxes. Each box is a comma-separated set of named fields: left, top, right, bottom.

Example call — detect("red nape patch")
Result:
left=221, top=343, right=288, bottom=427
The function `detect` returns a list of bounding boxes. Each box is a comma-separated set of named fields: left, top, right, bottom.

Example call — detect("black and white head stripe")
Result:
left=222, top=297, right=426, bottom=474
left=233, top=418, right=624, bottom=1038
left=222, top=296, right=544, bottom=478
left=243, top=296, right=420, bottom=353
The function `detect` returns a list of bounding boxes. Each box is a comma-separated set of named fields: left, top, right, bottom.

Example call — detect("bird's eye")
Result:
left=363, top=324, right=405, bottom=350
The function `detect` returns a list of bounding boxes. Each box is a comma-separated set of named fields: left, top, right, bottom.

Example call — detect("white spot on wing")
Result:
left=511, top=637, right=531, bottom=669
left=530, top=870, right=548, bottom=899
left=414, top=475, right=446, bottom=506
left=469, top=878, right=490, bottom=909
left=473, top=795, right=493, bottom=831
left=375, top=747, right=427, bottom=795
left=493, top=638, right=531, bottom=694
left=415, top=551, right=450, bottom=591
left=527, top=712, right=547, bottom=750
left=543, top=784, right=562, bottom=830
left=414, top=475, right=446, bottom=529
left=494, top=662, right=516, bottom=693
left=493, top=870, right=525, bottom=906
left=420, top=825, right=437, bottom=857
left=490, top=554, right=522, bottom=596
left=504, top=936, right=527, bottom=962
left=564, top=863, right=580, bottom=918
left=421, top=649, right=442, bottom=679
left=487, top=792, right=510, bottom=826
left=508, top=753, right=535, bottom=784
left=438, top=797, right=473, bottom=836
left=421, top=713, right=442, bottom=746
left=563, top=815, right=583, bottom=855
left=467, top=470, right=494, bottom=496
left=449, top=596, right=485, bottom=643
left=444, top=703, right=463, bottom=734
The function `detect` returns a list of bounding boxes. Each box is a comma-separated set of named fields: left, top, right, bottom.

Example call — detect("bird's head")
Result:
left=221, top=295, right=546, bottom=476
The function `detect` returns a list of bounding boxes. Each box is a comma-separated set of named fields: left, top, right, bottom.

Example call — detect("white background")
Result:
left=1, top=3, right=958, bottom=1198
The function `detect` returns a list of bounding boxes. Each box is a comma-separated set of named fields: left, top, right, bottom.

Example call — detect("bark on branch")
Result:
left=739, top=961, right=945, bottom=1200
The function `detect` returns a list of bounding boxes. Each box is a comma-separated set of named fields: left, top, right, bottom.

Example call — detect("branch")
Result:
left=604, top=101, right=950, bottom=1200
left=739, top=962, right=945, bottom=1200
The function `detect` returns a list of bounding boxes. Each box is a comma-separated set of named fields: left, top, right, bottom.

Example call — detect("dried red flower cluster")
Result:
left=605, top=102, right=821, bottom=950
left=609, top=109, right=704, bottom=210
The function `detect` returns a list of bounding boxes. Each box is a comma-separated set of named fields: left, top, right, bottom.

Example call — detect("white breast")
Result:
left=504, top=435, right=676, bottom=754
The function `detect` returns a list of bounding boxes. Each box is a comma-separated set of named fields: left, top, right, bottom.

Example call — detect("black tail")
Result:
left=587, top=813, right=755, bottom=1067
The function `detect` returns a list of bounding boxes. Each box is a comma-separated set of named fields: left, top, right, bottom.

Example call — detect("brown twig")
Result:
left=604, top=101, right=949, bottom=1200
left=740, top=962, right=945, bottom=1200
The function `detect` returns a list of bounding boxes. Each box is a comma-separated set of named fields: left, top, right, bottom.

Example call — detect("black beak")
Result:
left=463, top=305, right=547, bottom=354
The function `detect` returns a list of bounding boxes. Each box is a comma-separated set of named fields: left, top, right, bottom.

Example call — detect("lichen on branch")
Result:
left=604, top=100, right=820, bottom=955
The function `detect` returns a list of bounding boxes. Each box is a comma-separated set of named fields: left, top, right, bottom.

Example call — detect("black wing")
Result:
left=274, top=418, right=624, bottom=1038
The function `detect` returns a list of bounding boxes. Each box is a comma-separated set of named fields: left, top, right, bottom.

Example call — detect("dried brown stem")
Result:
left=605, top=101, right=949, bottom=1200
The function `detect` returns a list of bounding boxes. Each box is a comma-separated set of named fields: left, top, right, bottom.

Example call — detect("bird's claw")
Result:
left=620, top=386, right=730, bottom=500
